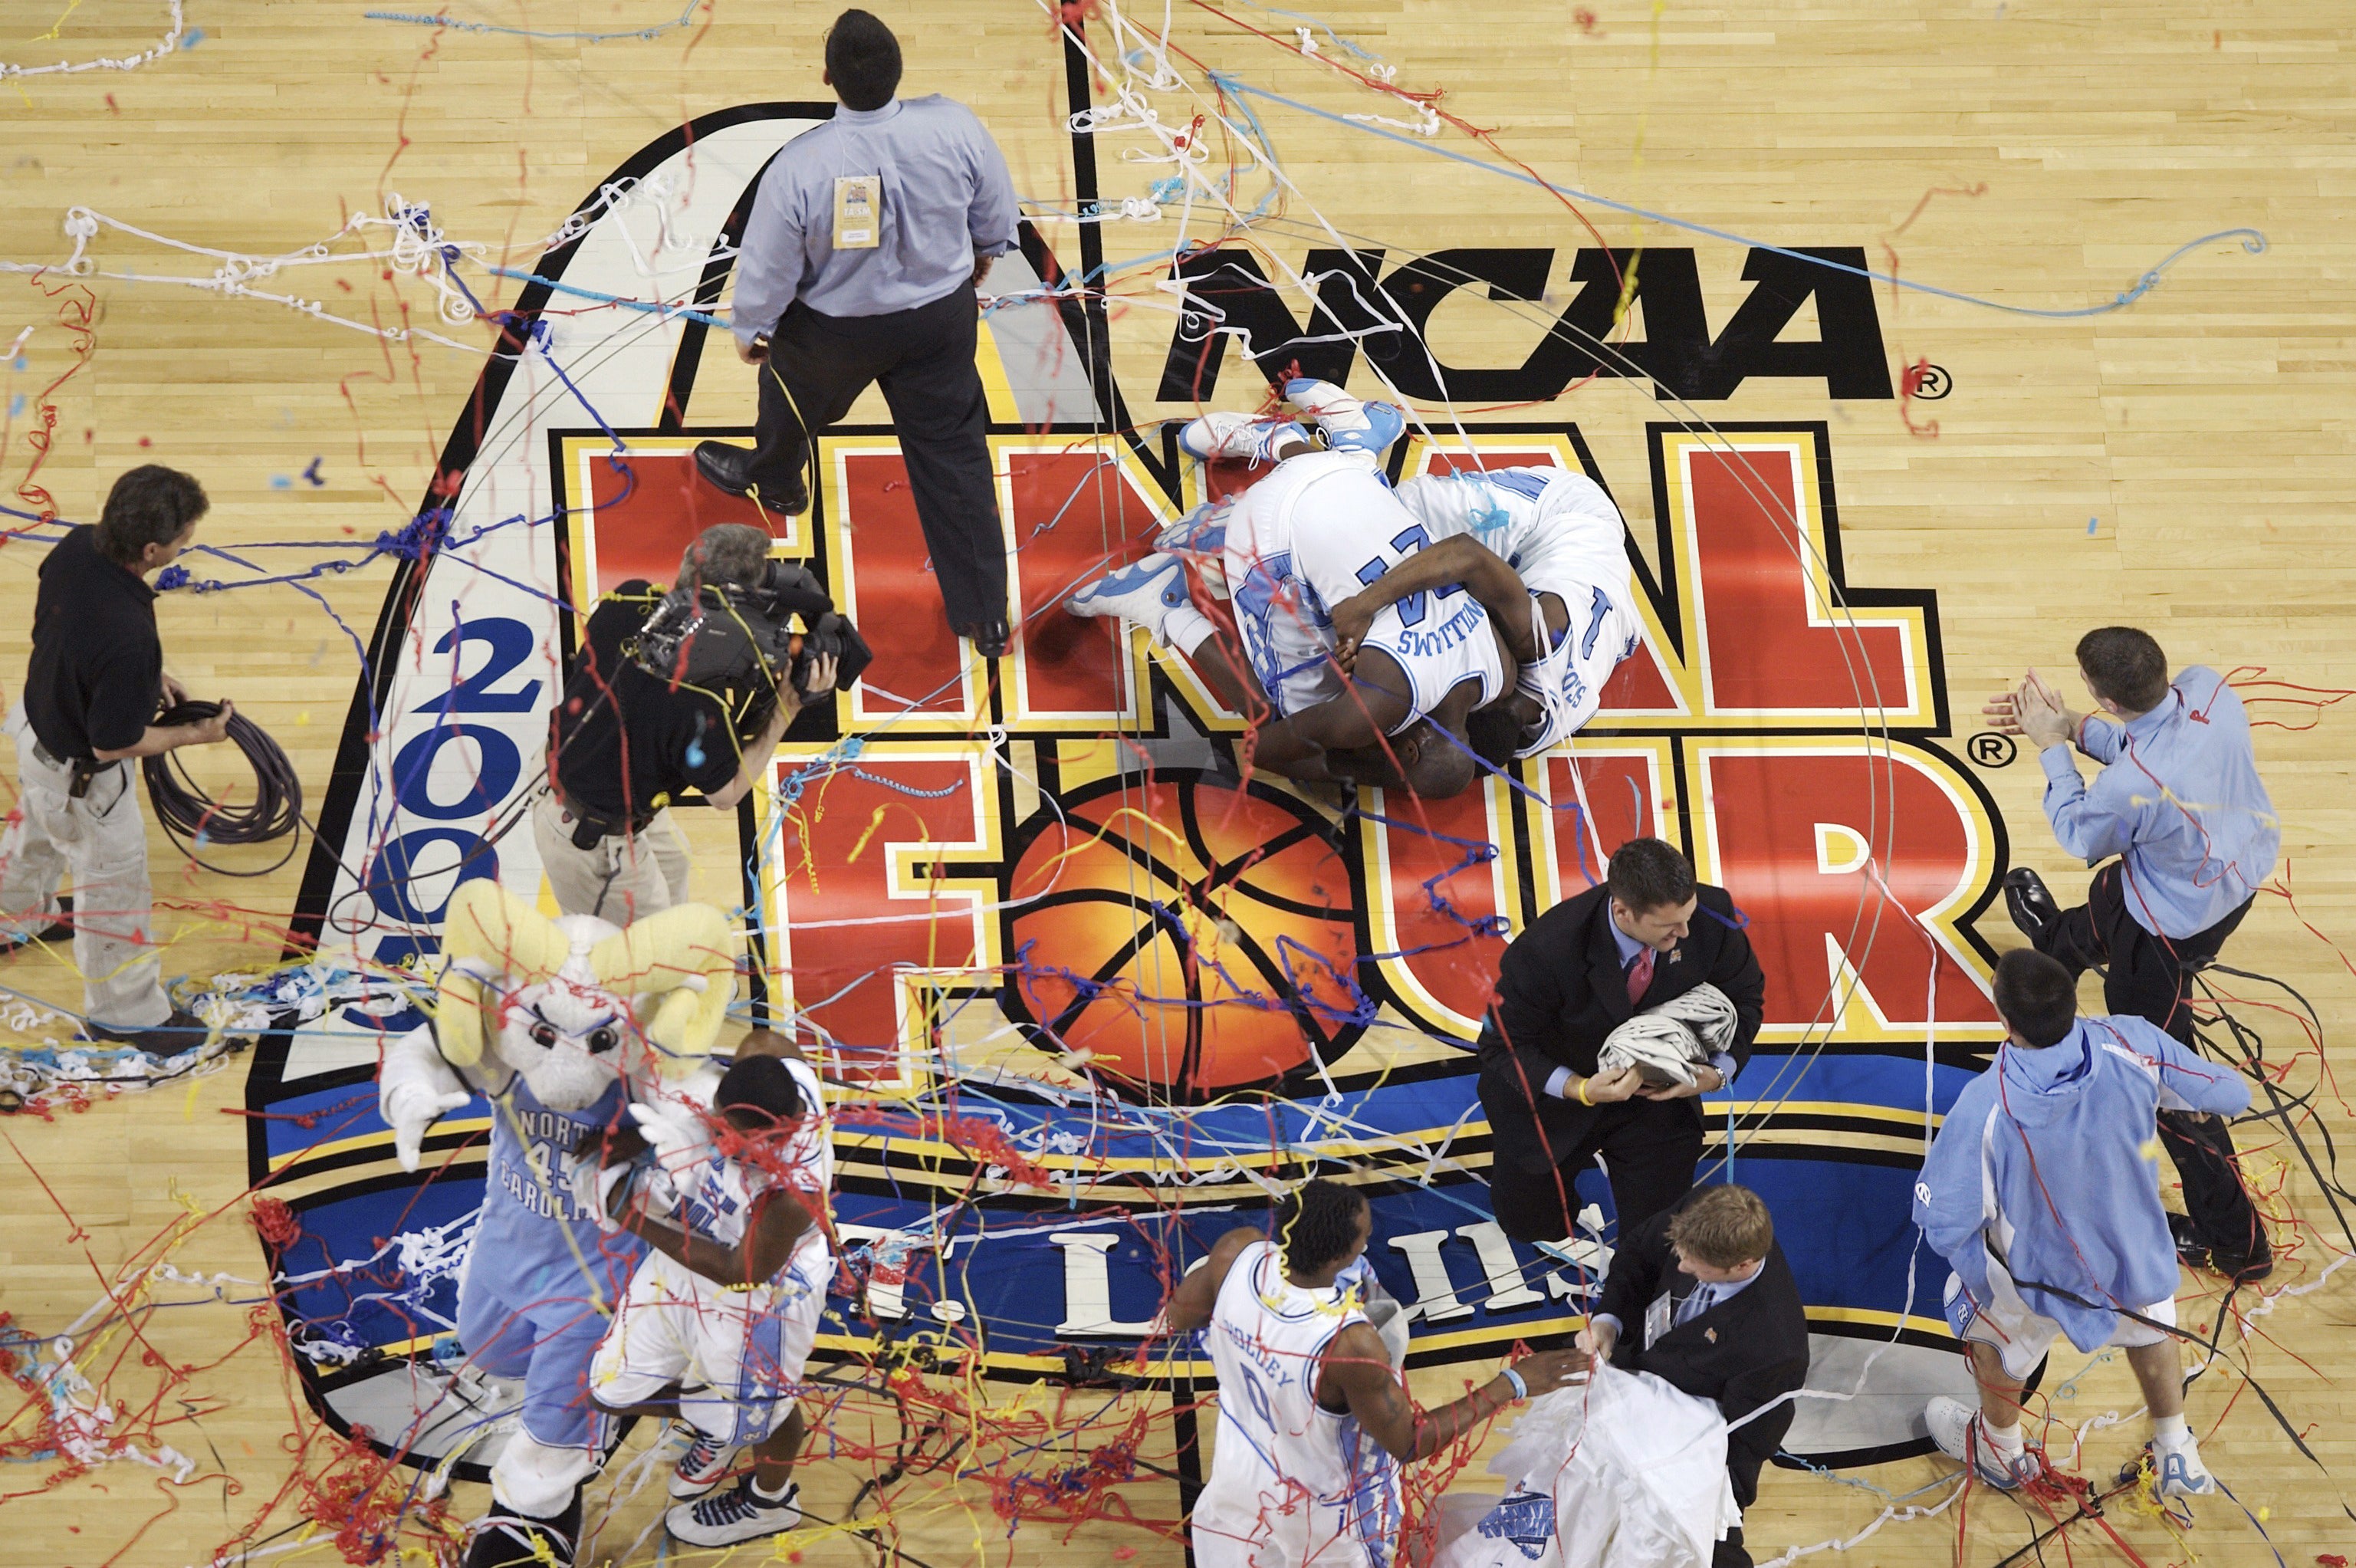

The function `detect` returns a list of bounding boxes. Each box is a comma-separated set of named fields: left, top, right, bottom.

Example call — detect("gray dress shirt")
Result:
left=729, top=95, right=1020, bottom=347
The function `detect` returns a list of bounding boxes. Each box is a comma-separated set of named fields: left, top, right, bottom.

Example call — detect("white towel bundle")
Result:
left=1595, top=983, right=1737, bottom=1090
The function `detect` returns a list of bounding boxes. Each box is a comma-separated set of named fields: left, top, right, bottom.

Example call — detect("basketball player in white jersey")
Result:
left=583, top=1033, right=833, bottom=1547
left=1164, top=1178, right=1586, bottom=1568
left=1337, top=464, right=1642, bottom=757
left=1067, top=384, right=1522, bottom=797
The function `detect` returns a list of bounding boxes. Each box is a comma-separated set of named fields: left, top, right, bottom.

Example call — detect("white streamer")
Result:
left=2, top=0, right=186, bottom=83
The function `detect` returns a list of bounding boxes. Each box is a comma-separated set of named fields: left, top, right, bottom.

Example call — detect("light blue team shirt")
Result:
left=729, top=96, right=1019, bottom=346
left=2039, top=666, right=2280, bottom=938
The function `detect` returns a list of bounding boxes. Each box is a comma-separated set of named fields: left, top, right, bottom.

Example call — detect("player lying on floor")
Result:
left=1340, top=462, right=1641, bottom=758
left=1066, top=381, right=1540, bottom=797
left=581, top=1030, right=833, bottom=1550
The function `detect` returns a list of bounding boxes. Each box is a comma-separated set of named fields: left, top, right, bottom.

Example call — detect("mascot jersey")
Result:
left=481, top=1074, right=646, bottom=1303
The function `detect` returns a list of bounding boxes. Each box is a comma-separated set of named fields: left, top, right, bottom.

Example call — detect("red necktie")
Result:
left=1626, top=947, right=1656, bottom=1008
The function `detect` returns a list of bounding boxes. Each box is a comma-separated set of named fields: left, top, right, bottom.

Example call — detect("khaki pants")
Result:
left=0, top=704, right=172, bottom=1031
left=530, top=791, right=692, bottom=923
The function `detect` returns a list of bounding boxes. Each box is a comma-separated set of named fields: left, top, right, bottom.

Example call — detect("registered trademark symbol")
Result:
left=1969, top=731, right=2017, bottom=768
left=1909, top=363, right=1954, bottom=400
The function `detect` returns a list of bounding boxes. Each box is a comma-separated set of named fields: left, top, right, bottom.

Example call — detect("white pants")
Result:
left=530, top=790, right=692, bottom=922
left=0, top=705, right=170, bottom=1031
left=589, top=1250, right=826, bottom=1448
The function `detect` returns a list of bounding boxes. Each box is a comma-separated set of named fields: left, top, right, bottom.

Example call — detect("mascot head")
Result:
left=427, top=883, right=738, bottom=1110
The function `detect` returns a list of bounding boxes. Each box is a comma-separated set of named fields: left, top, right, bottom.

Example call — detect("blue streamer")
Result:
left=1205, top=72, right=2266, bottom=320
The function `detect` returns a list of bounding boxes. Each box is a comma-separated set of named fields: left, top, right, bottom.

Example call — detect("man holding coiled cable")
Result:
left=536, top=524, right=869, bottom=922
left=1, top=465, right=235, bottom=1049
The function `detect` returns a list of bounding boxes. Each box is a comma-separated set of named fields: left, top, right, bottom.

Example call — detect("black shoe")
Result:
left=465, top=1494, right=582, bottom=1568
left=0, top=896, right=73, bottom=961
left=82, top=1007, right=213, bottom=1053
left=2170, top=1211, right=2273, bottom=1283
left=957, top=618, right=1011, bottom=659
left=2167, top=1211, right=2211, bottom=1272
left=2003, top=867, right=2061, bottom=945
left=2213, top=1248, right=2274, bottom=1284
left=2215, top=1249, right=2274, bottom=1284
left=694, top=440, right=807, bottom=518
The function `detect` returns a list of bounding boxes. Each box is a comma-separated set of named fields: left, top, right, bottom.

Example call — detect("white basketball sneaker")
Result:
left=1175, top=410, right=1311, bottom=464
left=1152, top=498, right=1232, bottom=598
left=1066, top=553, right=1191, bottom=636
left=2152, top=1431, right=2219, bottom=1498
left=668, top=1421, right=735, bottom=1499
left=1924, top=1395, right=2038, bottom=1490
left=666, top=1477, right=803, bottom=1547
left=1283, top=376, right=1405, bottom=455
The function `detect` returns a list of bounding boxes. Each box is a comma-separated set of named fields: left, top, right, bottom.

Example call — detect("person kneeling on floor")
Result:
left=1913, top=948, right=2249, bottom=1499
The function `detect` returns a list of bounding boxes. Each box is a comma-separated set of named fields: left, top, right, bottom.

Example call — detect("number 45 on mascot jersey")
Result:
left=375, top=880, right=738, bottom=1568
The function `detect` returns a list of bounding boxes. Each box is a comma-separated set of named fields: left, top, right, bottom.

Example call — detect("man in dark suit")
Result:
left=1479, top=836, right=1766, bottom=1243
left=1579, top=1185, right=1810, bottom=1568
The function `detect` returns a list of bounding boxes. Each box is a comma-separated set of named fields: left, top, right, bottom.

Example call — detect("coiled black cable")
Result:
left=143, top=701, right=304, bottom=876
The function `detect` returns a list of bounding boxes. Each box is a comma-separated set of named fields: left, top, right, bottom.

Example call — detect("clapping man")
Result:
left=1986, top=628, right=2278, bottom=1280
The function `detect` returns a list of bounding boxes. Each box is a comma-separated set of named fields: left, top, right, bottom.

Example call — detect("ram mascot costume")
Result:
left=376, top=879, right=736, bottom=1568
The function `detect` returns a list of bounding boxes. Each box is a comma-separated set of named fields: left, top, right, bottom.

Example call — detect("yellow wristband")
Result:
left=1576, top=1077, right=1593, bottom=1106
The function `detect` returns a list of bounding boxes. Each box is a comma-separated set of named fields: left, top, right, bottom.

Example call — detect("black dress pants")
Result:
left=2036, top=862, right=2265, bottom=1261
left=748, top=289, right=1007, bottom=630
left=1490, top=1095, right=1704, bottom=1244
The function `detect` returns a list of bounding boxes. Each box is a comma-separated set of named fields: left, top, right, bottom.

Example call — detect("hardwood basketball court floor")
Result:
left=1, top=2, right=2351, bottom=1564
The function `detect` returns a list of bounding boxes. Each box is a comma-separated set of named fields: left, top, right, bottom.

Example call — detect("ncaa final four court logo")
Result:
left=245, top=97, right=2019, bottom=1483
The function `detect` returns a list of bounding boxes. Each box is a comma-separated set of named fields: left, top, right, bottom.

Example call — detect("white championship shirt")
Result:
left=674, top=1055, right=833, bottom=1280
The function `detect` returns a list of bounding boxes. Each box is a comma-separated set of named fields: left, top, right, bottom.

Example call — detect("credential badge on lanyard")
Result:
left=833, top=175, right=882, bottom=249
left=1644, top=1289, right=1675, bottom=1351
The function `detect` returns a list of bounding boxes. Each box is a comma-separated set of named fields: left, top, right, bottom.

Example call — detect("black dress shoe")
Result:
left=2003, top=866, right=2061, bottom=944
left=83, top=1006, right=214, bottom=1053
left=957, top=618, right=1011, bottom=659
left=693, top=440, right=807, bottom=518
left=0, top=896, right=73, bottom=961
left=2167, top=1211, right=2211, bottom=1272
left=2170, top=1211, right=2273, bottom=1283
left=2213, top=1248, right=2275, bottom=1284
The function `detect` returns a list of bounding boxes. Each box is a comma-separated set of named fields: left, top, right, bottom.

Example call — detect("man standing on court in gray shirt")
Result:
left=697, top=8, right=1022, bottom=657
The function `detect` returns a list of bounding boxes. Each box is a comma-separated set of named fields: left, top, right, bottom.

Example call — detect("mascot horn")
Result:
left=376, top=881, right=736, bottom=1568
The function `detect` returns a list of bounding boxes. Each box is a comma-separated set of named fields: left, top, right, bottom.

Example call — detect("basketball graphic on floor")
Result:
left=1004, top=771, right=1366, bottom=1098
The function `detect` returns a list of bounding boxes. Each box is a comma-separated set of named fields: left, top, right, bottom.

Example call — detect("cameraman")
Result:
left=535, top=525, right=837, bottom=922
left=2, top=465, right=233, bottom=1048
